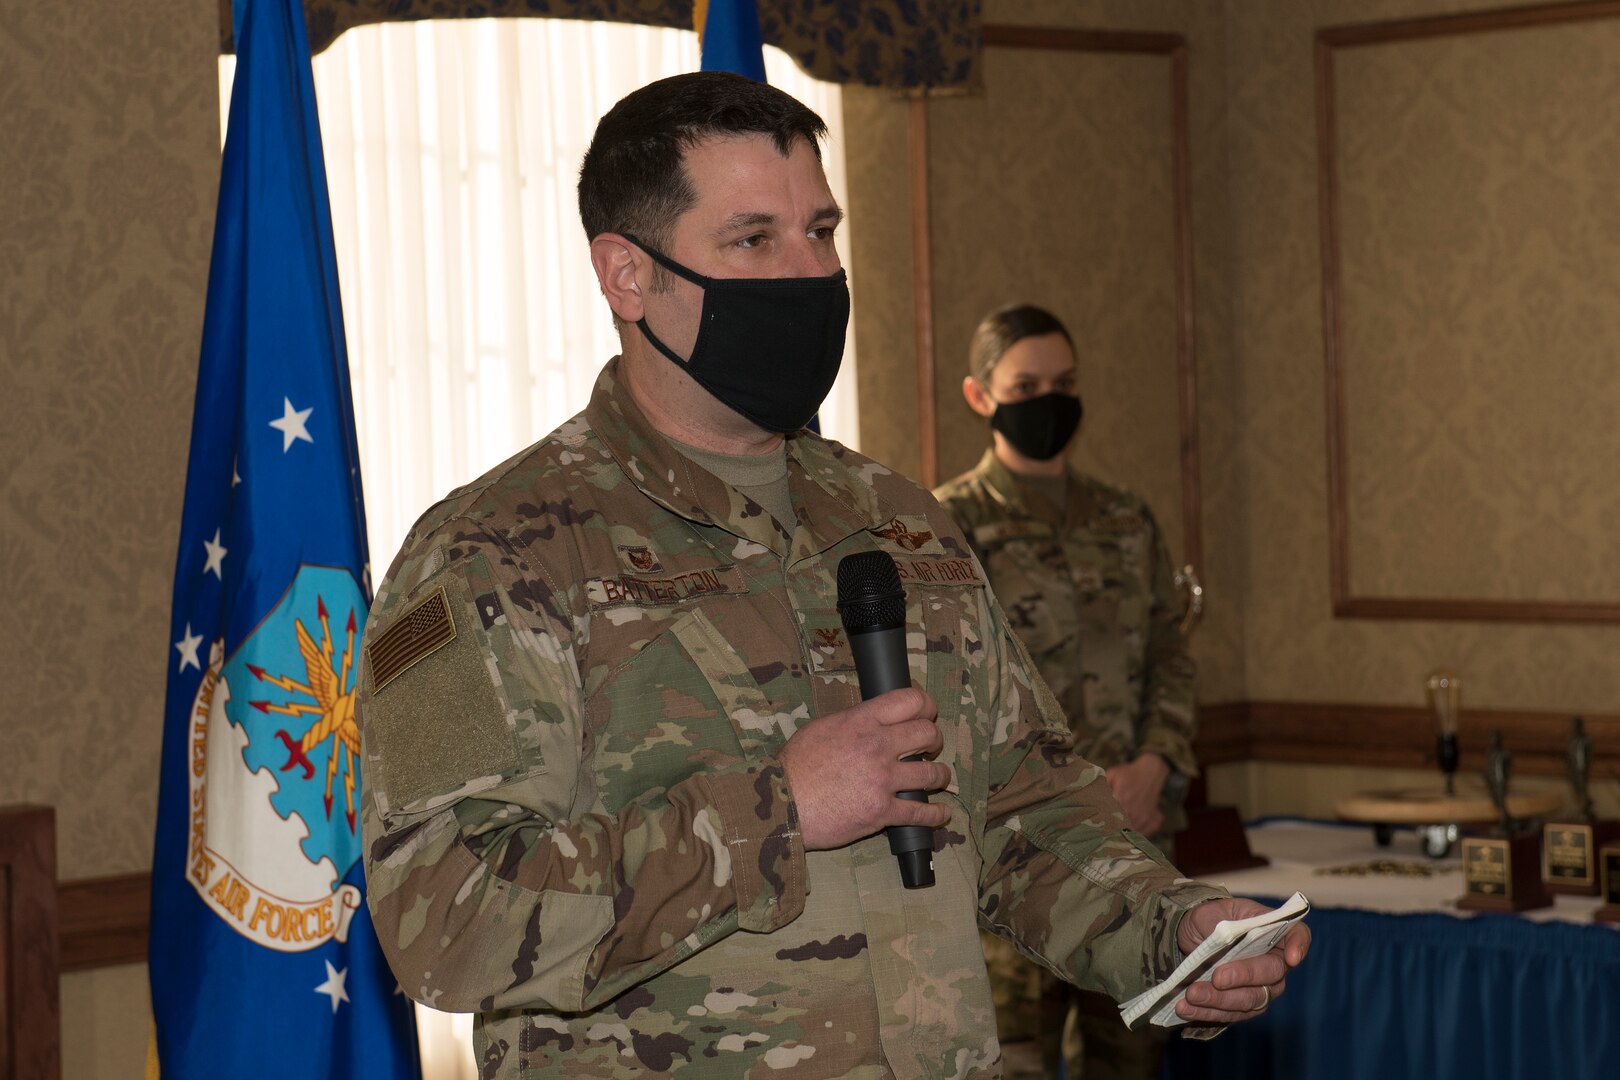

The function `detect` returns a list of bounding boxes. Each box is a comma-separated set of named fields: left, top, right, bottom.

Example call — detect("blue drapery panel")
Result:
left=1165, top=902, right=1620, bottom=1080
left=218, top=0, right=983, bottom=89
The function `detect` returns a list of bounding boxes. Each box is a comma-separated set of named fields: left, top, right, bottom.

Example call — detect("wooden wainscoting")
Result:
left=1, top=805, right=60, bottom=1080
left=59, top=875, right=148, bottom=973
left=1196, top=701, right=1620, bottom=779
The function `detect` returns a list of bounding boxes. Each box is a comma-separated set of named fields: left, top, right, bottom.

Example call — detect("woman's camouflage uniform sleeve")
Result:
left=973, top=591, right=1226, bottom=1002
left=1136, top=504, right=1197, bottom=778
left=356, top=519, right=806, bottom=1015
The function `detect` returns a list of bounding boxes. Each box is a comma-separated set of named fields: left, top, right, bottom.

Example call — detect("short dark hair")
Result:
left=578, top=71, right=828, bottom=253
left=969, top=304, right=1075, bottom=383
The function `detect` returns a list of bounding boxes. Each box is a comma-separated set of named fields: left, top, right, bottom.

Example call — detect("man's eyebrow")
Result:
left=712, top=205, right=845, bottom=238
left=713, top=212, right=776, bottom=237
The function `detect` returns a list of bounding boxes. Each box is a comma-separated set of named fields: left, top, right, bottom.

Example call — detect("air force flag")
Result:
left=148, top=0, right=419, bottom=1075
left=696, top=0, right=767, bottom=82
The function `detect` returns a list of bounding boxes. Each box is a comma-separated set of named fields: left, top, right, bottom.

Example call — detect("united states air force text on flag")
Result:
left=149, top=0, right=418, bottom=1075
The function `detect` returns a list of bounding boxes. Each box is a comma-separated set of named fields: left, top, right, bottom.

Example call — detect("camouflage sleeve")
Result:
left=1136, top=506, right=1197, bottom=778
left=974, top=593, right=1226, bottom=1002
left=358, top=521, right=806, bottom=1015
left=931, top=487, right=983, bottom=563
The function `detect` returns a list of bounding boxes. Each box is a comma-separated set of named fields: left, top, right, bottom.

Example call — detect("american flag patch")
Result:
left=367, top=586, right=456, bottom=692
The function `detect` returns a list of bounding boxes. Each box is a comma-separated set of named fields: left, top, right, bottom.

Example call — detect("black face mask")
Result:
left=623, top=235, right=850, bottom=434
left=989, top=392, right=1083, bottom=462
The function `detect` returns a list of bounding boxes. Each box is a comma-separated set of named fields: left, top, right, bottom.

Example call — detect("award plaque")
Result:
left=1457, top=731, right=1552, bottom=912
left=1458, top=834, right=1553, bottom=912
left=1543, top=819, right=1620, bottom=896
left=1542, top=716, right=1619, bottom=895
left=1595, top=846, right=1620, bottom=924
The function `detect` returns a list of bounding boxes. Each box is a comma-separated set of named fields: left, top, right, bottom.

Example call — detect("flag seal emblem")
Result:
left=185, top=563, right=368, bottom=952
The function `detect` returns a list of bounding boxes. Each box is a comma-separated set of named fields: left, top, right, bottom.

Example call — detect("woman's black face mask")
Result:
left=623, top=234, right=850, bottom=434
left=989, top=392, right=1083, bottom=462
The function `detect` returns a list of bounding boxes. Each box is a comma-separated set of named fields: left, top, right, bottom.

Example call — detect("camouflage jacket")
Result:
left=933, top=452, right=1197, bottom=834
left=357, top=361, right=1225, bottom=1079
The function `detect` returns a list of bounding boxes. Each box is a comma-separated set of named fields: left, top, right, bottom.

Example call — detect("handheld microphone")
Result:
left=836, top=550, right=935, bottom=889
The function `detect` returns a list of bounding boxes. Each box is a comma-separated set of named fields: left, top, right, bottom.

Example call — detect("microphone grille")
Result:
left=836, top=550, right=907, bottom=632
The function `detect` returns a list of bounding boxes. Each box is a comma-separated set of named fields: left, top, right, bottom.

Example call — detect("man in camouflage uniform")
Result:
left=935, top=304, right=1198, bottom=1080
left=358, top=75, right=1305, bottom=1079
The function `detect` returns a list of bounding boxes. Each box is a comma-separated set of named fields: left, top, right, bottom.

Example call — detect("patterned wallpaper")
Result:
left=1229, top=0, right=1620, bottom=714
left=1, top=0, right=219, bottom=879
left=1334, top=20, right=1620, bottom=602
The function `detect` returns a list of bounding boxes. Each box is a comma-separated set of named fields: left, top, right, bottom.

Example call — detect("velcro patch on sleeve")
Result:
left=367, top=586, right=456, bottom=693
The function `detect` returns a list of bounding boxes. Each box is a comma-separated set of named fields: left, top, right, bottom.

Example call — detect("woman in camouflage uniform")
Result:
left=935, top=304, right=1198, bottom=1080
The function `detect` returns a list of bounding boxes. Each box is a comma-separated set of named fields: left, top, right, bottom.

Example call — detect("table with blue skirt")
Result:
left=1161, top=819, right=1620, bottom=1080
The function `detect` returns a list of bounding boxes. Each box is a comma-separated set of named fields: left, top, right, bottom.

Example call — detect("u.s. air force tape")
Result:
left=367, top=586, right=456, bottom=693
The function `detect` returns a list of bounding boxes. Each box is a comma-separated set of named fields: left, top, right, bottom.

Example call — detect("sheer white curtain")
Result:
left=222, top=19, right=853, bottom=1080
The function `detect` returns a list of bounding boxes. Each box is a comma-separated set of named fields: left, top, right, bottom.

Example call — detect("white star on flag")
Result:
left=269, top=396, right=315, bottom=452
left=203, top=528, right=228, bottom=579
left=314, top=960, right=350, bottom=1014
left=232, top=458, right=242, bottom=486
left=174, top=624, right=203, bottom=673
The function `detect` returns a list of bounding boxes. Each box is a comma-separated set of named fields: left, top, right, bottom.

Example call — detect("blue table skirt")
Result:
left=1163, top=900, right=1620, bottom=1080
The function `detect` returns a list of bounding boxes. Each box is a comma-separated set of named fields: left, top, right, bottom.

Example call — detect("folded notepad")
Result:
left=1119, top=891, right=1310, bottom=1031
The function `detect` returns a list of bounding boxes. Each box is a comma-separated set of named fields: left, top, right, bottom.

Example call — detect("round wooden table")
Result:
left=1335, top=785, right=1564, bottom=857
left=1336, top=786, right=1562, bottom=826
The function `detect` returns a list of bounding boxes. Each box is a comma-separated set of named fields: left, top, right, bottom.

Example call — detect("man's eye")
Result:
left=736, top=233, right=767, bottom=249
left=809, top=226, right=837, bottom=241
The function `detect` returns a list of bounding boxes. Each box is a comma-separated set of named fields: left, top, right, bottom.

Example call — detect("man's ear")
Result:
left=962, top=375, right=995, bottom=419
left=590, top=234, right=644, bottom=323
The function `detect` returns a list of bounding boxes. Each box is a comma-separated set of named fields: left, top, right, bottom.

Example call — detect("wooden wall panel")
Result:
left=1197, top=700, right=1620, bottom=781
left=1, top=806, right=60, bottom=1080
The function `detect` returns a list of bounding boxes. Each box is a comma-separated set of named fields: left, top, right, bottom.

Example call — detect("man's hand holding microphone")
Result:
left=780, top=551, right=948, bottom=887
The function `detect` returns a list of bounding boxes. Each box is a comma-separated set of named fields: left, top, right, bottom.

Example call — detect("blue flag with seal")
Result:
left=148, top=0, right=419, bottom=1075
left=696, top=0, right=767, bottom=81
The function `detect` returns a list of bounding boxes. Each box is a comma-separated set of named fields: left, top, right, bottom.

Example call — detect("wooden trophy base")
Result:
left=1542, top=819, right=1620, bottom=896
left=1457, top=832, right=1553, bottom=913
left=1594, top=845, right=1620, bottom=922
left=1171, top=804, right=1269, bottom=878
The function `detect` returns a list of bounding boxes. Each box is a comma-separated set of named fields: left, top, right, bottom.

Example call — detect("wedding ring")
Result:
left=1257, top=985, right=1272, bottom=1011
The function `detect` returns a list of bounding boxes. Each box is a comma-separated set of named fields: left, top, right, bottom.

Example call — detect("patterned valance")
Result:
left=219, top=0, right=981, bottom=90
